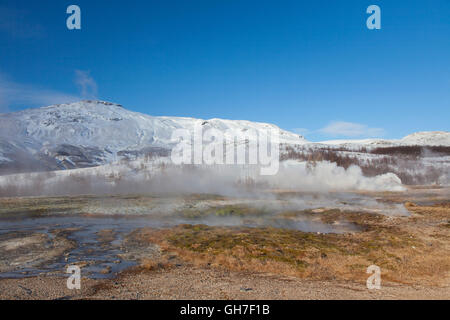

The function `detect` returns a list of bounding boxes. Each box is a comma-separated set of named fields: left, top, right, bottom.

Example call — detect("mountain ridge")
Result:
left=0, top=100, right=448, bottom=174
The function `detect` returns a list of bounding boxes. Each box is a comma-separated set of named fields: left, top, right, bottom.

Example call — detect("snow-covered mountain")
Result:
left=0, top=100, right=448, bottom=175
left=399, top=131, right=450, bottom=146
left=318, top=132, right=450, bottom=148
left=0, top=100, right=307, bottom=173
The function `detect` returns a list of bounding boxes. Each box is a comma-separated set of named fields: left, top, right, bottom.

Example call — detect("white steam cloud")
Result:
left=75, top=70, right=98, bottom=99
left=0, top=159, right=405, bottom=198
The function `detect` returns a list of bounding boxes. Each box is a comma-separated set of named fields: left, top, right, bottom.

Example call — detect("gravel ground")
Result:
left=1, top=265, right=448, bottom=300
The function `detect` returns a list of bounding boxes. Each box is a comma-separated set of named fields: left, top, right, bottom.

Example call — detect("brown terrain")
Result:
left=0, top=187, right=449, bottom=300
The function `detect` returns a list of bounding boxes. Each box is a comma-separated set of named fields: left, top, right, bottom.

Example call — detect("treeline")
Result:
left=370, top=146, right=450, bottom=158
left=281, top=145, right=447, bottom=185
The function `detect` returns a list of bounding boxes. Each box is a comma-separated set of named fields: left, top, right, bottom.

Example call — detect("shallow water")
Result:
left=0, top=216, right=158, bottom=279
left=0, top=212, right=360, bottom=279
left=0, top=192, right=408, bottom=279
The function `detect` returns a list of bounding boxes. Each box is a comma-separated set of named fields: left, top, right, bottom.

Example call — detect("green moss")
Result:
left=0, top=197, right=85, bottom=217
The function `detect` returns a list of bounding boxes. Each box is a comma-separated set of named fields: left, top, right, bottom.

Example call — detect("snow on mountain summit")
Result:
left=0, top=100, right=308, bottom=172
left=0, top=100, right=448, bottom=174
left=22, top=100, right=307, bottom=147
left=319, top=131, right=450, bottom=147
left=400, top=131, right=450, bottom=146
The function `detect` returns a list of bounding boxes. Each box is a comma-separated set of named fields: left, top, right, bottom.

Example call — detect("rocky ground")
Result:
left=0, top=265, right=448, bottom=300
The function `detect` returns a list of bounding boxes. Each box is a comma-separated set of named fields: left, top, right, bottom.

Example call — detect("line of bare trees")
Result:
left=281, top=145, right=449, bottom=185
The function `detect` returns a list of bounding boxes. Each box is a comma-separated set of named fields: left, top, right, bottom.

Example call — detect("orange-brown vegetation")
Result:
left=140, top=201, right=450, bottom=287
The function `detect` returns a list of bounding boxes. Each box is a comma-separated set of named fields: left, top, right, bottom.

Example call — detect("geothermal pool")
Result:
left=0, top=192, right=409, bottom=279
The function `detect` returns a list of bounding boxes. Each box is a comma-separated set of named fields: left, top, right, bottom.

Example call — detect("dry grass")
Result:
left=140, top=258, right=174, bottom=272
left=142, top=202, right=450, bottom=287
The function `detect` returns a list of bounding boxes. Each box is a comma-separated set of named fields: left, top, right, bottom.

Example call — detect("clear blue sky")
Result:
left=0, top=0, right=449, bottom=141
